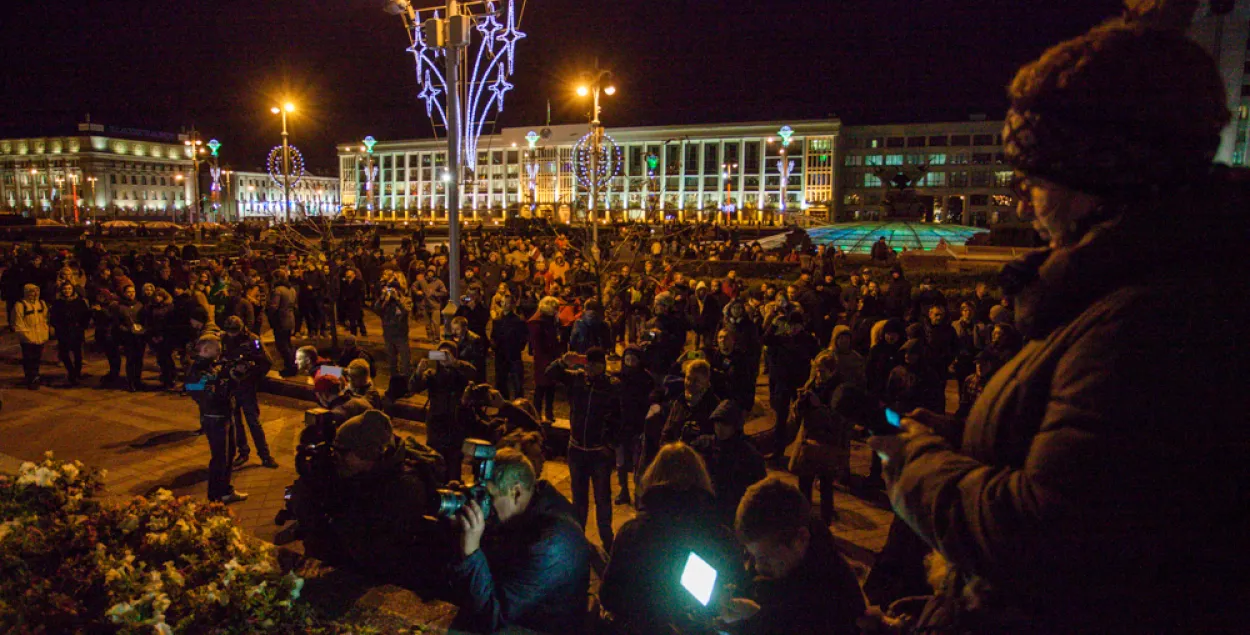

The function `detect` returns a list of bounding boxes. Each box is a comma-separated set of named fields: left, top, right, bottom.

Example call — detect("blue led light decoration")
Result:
left=266, top=146, right=306, bottom=189
left=406, top=0, right=525, bottom=176
left=572, top=131, right=623, bottom=190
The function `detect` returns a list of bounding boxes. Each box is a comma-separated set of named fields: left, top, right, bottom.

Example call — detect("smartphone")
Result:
left=428, top=350, right=448, bottom=362
left=680, top=552, right=718, bottom=607
left=319, top=365, right=343, bottom=378
left=884, top=407, right=902, bottom=429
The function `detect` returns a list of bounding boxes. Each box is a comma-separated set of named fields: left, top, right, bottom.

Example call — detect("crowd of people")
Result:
left=6, top=4, right=1250, bottom=630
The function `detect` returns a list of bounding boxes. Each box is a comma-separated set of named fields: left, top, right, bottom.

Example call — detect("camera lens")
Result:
left=436, top=488, right=466, bottom=519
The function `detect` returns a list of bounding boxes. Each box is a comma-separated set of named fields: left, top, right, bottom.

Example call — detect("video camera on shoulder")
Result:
left=434, top=439, right=496, bottom=520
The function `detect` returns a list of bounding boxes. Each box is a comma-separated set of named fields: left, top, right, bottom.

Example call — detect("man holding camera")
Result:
left=306, top=410, right=448, bottom=588
left=186, top=333, right=247, bottom=504
left=409, top=341, right=477, bottom=480
left=545, top=346, right=621, bottom=551
left=451, top=448, right=591, bottom=634
left=221, top=317, right=278, bottom=469
left=449, top=316, right=488, bottom=384
left=375, top=278, right=413, bottom=376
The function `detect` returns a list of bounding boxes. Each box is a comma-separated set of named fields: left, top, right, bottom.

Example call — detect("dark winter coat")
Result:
left=545, top=361, right=621, bottom=450
left=489, top=312, right=528, bottom=363
left=599, top=486, right=744, bottom=634
left=762, top=322, right=817, bottom=390
left=614, top=366, right=657, bottom=443
left=267, top=281, right=297, bottom=331
left=740, top=518, right=866, bottom=635
left=408, top=360, right=475, bottom=451
left=49, top=294, right=91, bottom=342
left=450, top=480, right=591, bottom=635
left=568, top=314, right=612, bottom=353
left=893, top=200, right=1250, bottom=633
left=526, top=312, right=561, bottom=388
left=690, top=415, right=766, bottom=526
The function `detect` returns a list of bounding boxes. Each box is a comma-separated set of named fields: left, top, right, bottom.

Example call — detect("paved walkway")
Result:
left=0, top=323, right=900, bottom=557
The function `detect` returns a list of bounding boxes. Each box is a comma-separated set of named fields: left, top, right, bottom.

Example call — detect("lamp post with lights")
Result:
left=183, top=131, right=207, bottom=225
left=575, top=65, right=616, bottom=247
left=270, top=102, right=296, bottom=223
left=721, top=161, right=739, bottom=225
left=360, top=135, right=377, bottom=220
left=86, top=176, right=98, bottom=226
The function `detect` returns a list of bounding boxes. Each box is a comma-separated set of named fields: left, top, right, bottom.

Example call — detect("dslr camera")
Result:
left=435, top=439, right=496, bottom=520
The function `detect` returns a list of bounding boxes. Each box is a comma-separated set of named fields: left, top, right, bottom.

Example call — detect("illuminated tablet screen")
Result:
left=680, top=551, right=717, bottom=607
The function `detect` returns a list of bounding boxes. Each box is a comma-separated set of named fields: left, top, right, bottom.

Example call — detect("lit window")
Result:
left=864, top=173, right=882, bottom=187
left=928, top=153, right=947, bottom=165
left=885, top=155, right=904, bottom=166
left=865, top=155, right=884, bottom=166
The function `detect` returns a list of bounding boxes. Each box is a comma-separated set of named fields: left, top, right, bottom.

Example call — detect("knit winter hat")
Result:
left=1004, top=0, right=1230, bottom=199
left=335, top=410, right=395, bottom=461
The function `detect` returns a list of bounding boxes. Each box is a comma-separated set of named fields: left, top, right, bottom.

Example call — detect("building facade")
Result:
left=337, top=120, right=841, bottom=224
left=0, top=121, right=196, bottom=220
left=836, top=118, right=1015, bottom=227
left=224, top=170, right=340, bottom=221
left=1189, top=0, right=1250, bottom=166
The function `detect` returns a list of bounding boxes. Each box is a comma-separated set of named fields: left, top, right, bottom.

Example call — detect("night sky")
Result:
left=0, top=1, right=1124, bottom=172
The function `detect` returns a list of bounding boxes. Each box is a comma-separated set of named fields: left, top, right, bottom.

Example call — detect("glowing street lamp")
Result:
left=271, top=101, right=296, bottom=222
left=574, top=65, right=616, bottom=238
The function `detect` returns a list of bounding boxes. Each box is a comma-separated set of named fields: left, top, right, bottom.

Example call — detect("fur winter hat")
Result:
left=1004, top=0, right=1230, bottom=199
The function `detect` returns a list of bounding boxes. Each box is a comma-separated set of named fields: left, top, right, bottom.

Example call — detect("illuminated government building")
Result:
left=337, top=117, right=1018, bottom=227
left=0, top=121, right=197, bottom=218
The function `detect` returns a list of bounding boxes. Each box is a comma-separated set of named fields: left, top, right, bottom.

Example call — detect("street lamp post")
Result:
left=86, top=176, right=97, bottom=226
left=54, top=176, right=65, bottom=223
left=576, top=66, right=616, bottom=248
left=721, top=161, right=738, bottom=225
left=183, top=131, right=206, bottom=225
left=361, top=136, right=377, bottom=220
left=271, top=102, right=295, bottom=223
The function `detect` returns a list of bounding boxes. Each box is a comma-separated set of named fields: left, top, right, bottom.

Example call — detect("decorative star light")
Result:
left=404, top=0, right=524, bottom=175
left=363, top=136, right=377, bottom=154
left=207, top=139, right=221, bottom=157
left=525, top=130, right=540, bottom=150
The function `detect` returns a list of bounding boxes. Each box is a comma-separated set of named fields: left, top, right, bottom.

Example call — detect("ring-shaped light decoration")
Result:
left=267, top=146, right=306, bottom=189
left=572, top=131, right=623, bottom=190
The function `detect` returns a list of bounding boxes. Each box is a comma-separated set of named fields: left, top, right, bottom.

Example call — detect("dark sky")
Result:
left=0, top=1, right=1124, bottom=172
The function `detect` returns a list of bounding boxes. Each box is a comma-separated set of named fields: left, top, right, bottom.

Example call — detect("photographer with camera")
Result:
left=546, top=346, right=621, bottom=551
left=450, top=448, right=591, bottom=635
left=374, top=276, right=413, bottom=376
left=409, top=341, right=477, bottom=480
left=642, top=292, right=691, bottom=383
left=221, top=316, right=278, bottom=469
left=450, top=316, right=489, bottom=384
left=279, top=409, right=448, bottom=583
left=614, top=345, right=656, bottom=505
left=463, top=383, right=543, bottom=442
left=185, top=333, right=247, bottom=504
left=312, top=374, right=373, bottom=428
